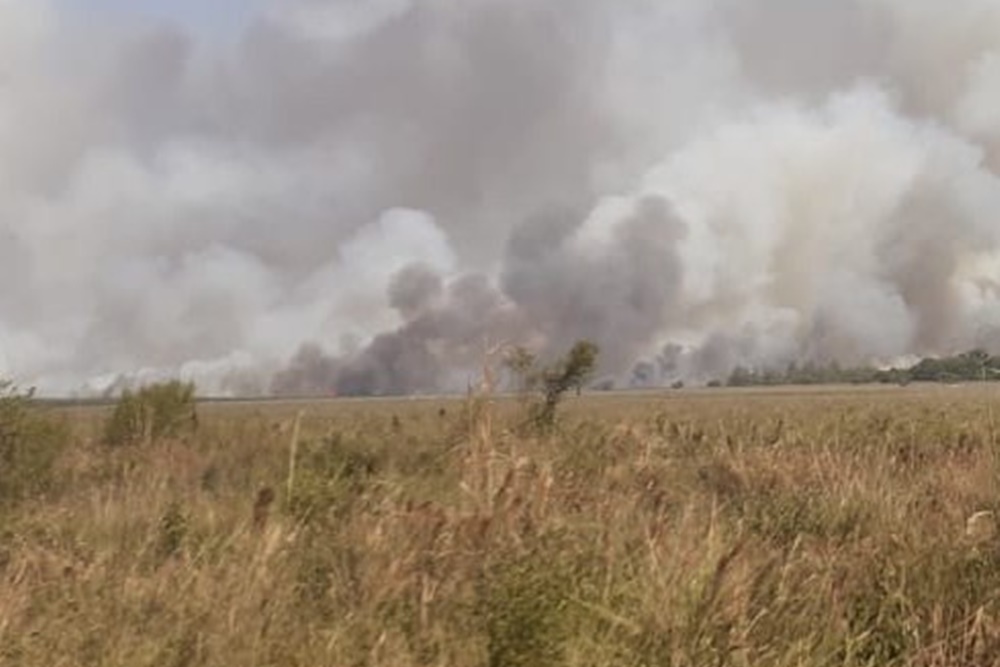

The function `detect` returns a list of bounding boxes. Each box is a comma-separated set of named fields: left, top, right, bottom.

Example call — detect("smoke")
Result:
left=3, top=0, right=1000, bottom=396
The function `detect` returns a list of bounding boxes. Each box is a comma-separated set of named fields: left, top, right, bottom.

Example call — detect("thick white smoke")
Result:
left=2, top=0, right=1000, bottom=395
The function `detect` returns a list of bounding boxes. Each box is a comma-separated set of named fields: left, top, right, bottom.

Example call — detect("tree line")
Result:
left=724, top=349, right=1000, bottom=388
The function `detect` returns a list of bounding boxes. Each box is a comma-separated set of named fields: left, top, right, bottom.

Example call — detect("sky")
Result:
left=3, top=0, right=1000, bottom=397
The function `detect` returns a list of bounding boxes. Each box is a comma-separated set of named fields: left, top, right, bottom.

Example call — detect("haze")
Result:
left=2, top=0, right=1000, bottom=396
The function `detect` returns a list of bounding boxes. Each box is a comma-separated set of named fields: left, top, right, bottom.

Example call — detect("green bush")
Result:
left=480, top=548, right=574, bottom=667
left=104, top=380, right=198, bottom=447
left=0, top=380, right=67, bottom=508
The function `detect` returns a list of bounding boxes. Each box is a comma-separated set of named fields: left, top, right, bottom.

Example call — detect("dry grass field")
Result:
left=4, top=383, right=1000, bottom=666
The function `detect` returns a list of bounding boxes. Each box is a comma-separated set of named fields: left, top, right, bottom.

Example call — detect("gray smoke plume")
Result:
left=3, top=0, right=1000, bottom=396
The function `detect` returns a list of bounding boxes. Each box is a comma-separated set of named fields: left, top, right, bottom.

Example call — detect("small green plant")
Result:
left=104, top=380, right=198, bottom=447
left=0, top=380, right=66, bottom=509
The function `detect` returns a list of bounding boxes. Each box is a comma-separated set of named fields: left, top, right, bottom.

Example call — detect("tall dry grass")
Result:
left=2, top=384, right=1000, bottom=665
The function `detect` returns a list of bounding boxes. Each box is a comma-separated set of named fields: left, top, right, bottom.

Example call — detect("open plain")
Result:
left=4, top=384, right=1000, bottom=666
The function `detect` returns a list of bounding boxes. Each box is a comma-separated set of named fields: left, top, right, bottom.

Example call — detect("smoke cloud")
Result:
left=3, top=0, right=1000, bottom=395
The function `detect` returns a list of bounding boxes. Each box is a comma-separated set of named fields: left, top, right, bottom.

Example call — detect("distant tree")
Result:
left=907, top=350, right=1000, bottom=383
left=505, top=340, right=600, bottom=431
left=715, top=348, right=1000, bottom=388
left=727, top=366, right=754, bottom=387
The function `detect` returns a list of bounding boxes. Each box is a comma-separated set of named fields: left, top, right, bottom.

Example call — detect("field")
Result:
left=4, top=384, right=1000, bottom=666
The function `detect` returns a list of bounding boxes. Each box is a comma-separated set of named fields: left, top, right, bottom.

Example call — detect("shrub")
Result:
left=0, top=380, right=67, bottom=508
left=104, top=380, right=198, bottom=447
left=480, top=548, right=573, bottom=667
left=286, top=433, right=380, bottom=524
